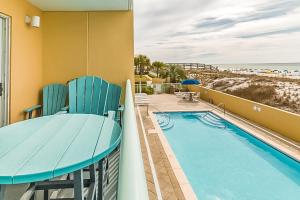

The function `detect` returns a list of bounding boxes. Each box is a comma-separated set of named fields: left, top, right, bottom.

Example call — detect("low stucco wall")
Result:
left=189, top=85, right=300, bottom=143
left=152, top=78, right=165, bottom=84
left=135, top=75, right=152, bottom=83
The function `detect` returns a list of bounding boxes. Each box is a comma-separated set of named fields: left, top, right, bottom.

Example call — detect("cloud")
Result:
left=134, top=0, right=300, bottom=63
left=239, top=0, right=300, bottom=22
left=239, top=26, right=300, bottom=38
left=195, top=18, right=235, bottom=29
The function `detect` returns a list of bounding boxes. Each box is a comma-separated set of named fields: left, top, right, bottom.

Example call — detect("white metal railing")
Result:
left=135, top=83, right=185, bottom=94
left=117, top=80, right=149, bottom=200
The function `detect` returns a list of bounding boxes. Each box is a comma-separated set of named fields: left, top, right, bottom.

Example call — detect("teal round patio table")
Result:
left=0, top=114, right=122, bottom=199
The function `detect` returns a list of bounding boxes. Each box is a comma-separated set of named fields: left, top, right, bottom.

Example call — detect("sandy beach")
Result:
left=196, top=68, right=300, bottom=114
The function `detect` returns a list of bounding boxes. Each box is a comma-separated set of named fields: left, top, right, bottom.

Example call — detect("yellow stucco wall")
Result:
left=189, top=85, right=300, bottom=143
left=42, top=11, right=134, bottom=100
left=42, top=12, right=88, bottom=85
left=0, top=0, right=43, bottom=123
left=88, top=12, right=134, bottom=90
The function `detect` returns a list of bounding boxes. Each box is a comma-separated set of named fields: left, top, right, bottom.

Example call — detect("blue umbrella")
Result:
left=181, top=79, right=200, bottom=85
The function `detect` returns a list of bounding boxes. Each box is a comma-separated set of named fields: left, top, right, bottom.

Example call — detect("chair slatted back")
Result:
left=68, top=76, right=121, bottom=115
left=105, top=84, right=122, bottom=114
left=43, top=84, right=68, bottom=116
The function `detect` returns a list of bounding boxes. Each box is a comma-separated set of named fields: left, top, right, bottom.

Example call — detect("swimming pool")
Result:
left=155, top=112, right=300, bottom=200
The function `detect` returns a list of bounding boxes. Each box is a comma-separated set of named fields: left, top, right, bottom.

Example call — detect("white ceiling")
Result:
left=27, top=0, right=133, bottom=11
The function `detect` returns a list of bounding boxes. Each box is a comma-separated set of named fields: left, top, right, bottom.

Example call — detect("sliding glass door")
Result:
left=0, top=14, right=10, bottom=127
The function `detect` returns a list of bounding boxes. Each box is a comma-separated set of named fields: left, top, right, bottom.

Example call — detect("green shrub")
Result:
left=226, top=84, right=276, bottom=103
left=142, top=86, right=154, bottom=95
left=162, top=85, right=171, bottom=93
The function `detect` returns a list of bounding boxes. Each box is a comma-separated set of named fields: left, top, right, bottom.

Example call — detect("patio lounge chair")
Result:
left=192, top=92, right=200, bottom=102
left=135, top=93, right=150, bottom=104
left=175, top=91, right=190, bottom=99
left=135, top=93, right=150, bottom=114
left=24, top=84, right=68, bottom=119
left=174, top=91, right=184, bottom=98
left=68, top=76, right=123, bottom=122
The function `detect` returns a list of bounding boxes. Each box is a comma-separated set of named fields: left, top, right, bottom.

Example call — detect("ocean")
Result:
left=212, top=63, right=300, bottom=71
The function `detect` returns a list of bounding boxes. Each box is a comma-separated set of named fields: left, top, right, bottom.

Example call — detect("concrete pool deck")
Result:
left=136, top=94, right=300, bottom=200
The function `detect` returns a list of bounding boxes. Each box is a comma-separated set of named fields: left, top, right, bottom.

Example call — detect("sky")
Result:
left=134, top=0, right=300, bottom=64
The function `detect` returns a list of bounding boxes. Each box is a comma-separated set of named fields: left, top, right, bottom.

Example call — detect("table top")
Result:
left=0, top=114, right=122, bottom=184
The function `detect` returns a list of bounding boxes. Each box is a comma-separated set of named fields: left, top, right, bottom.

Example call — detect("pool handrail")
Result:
left=117, top=80, right=149, bottom=200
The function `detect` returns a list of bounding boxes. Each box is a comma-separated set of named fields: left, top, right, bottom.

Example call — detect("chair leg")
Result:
left=28, top=111, right=33, bottom=119
left=87, top=164, right=97, bottom=200
left=98, top=159, right=103, bottom=200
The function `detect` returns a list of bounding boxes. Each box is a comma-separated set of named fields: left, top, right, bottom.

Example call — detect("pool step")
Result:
left=197, top=113, right=226, bottom=129
left=205, top=115, right=223, bottom=126
left=201, top=118, right=226, bottom=129
left=206, top=113, right=222, bottom=121
left=157, top=115, right=168, bottom=125
left=161, top=119, right=174, bottom=130
left=157, top=114, right=174, bottom=130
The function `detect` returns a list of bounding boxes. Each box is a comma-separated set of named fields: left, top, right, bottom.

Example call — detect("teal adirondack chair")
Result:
left=68, top=76, right=122, bottom=175
left=68, top=76, right=123, bottom=121
left=105, top=83, right=122, bottom=116
left=24, top=84, right=68, bottom=119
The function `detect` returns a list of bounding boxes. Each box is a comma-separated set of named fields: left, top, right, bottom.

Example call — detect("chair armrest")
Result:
left=24, top=105, right=42, bottom=119
left=108, top=111, right=116, bottom=120
left=117, top=105, right=124, bottom=126
left=55, top=111, right=68, bottom=115
left=24, top=105, right=42, bottom=113
left=118, top=105, right=124, bottom=112
left=105, top=106, right=124, bottom=125
left=61, top=106, right=69, bottom=112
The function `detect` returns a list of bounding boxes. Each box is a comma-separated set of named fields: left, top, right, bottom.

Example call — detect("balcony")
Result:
left=0, top=0, right=147, bottom=200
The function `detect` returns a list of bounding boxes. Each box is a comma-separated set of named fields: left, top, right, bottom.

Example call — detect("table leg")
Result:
left=42, top=179, right=49, bottom=200
left=0, top=185, right=5, bottom=200
left=74, top=169, right=84, bottom=200
left=87, top=164, right=97, bottom=200
left=98, top=160, right=103, bottom=200
left=43, top=189, right=48, bottom=200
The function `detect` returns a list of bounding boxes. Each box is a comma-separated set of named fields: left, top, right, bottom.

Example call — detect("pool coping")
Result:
left=149, top=108, right=300, bottom=200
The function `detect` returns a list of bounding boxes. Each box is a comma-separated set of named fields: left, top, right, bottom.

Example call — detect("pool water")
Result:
left=156, top=112, right=300, bottom=200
